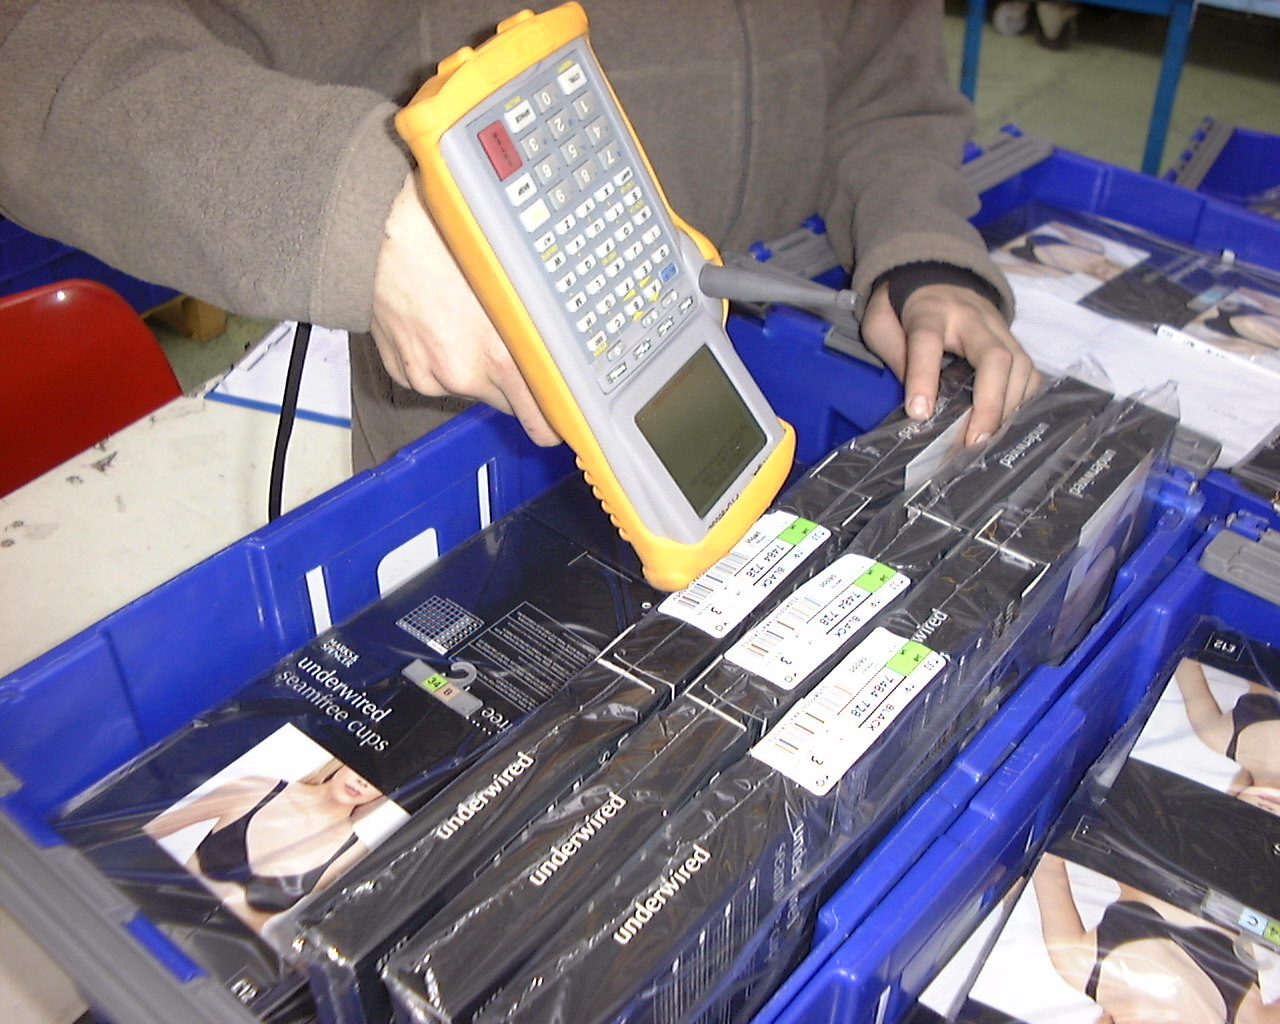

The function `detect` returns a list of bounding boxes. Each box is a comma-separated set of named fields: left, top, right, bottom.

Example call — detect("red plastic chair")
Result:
left=0, top=279, right=183, bottom=497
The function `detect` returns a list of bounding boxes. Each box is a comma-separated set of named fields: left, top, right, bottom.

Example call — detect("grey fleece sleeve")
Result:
left=817, top=0, right=1013, bottom=320
left=0, top=0, right=410, bottom=330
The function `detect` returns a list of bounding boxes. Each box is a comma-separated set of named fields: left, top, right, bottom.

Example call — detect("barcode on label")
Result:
left=733, top=590, right=828, bottom=659
left=726, top=557, right=910, bottom=688
left=751, top=627, right=946, bottom=794
left=658, top=512, right=831, bottom=636
left=664, top=544, right=752, bottom=612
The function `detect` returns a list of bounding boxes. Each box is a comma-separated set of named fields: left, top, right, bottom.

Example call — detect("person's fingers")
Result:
left=370, top=172, right=561, bottom=446
left=860, top=284, right=909, bottom=383
left=503, top=383, right=561, bottom=447
left=372, top=309, right=561, bottom=447
left=965, top=342, right=1015, bottom=446
left=368, top=314, right=413, bottom=391
left=482, top=346, right=562, bottom=446
left=1007, top=351, right=1043, bottom=416
left=892, top=282, right=1041, bottom=445
left=896, top=305, right=947, bottom=423
left=971, top=346, right=1042, bottom=446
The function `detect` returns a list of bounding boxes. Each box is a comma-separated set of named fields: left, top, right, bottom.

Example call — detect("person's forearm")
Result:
left=818, top=0, right=1011, bottom=319
left=1173, top=659, right=1229, bottom=742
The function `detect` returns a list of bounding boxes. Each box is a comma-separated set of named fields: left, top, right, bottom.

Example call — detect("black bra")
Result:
left=195, top=780, right=357, bottom=914
left=1226, top=690, right=1280, bottom=761
left=1086, top=900, right=1256, bottom=1022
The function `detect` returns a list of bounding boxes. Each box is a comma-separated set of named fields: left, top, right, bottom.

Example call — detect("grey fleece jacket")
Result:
left=0, top=0, right=1012, bottom=461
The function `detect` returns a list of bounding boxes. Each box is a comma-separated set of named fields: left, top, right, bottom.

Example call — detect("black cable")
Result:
left=268, top=320, right=312, bottom=522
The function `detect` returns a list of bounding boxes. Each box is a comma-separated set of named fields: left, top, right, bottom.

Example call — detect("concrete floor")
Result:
left=6, top=4, right=1280, bottom=1023
left=941, top=0, right=1280, bottom=172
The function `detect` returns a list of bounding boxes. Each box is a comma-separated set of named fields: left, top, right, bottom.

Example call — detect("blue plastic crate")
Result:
left=4, top=132, right=1279, bottom=1024
left=0, top=305, right=898, bottom=1024
left=1198, top=460, right=1280, bottom=526
left=732, top=303, right=902, bottom=466
left=749, top=134, right=1280, bottom=1024
left=0, top=308, right=893, bottom=818
left=972, top=128, right=1280, bottom=275
left=1168, top=119, right=1280, bottom=216
left=0, top=217, right=178, bottom=313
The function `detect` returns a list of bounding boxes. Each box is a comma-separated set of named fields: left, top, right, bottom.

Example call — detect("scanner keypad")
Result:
left=472, top=50, right=697, bottom=394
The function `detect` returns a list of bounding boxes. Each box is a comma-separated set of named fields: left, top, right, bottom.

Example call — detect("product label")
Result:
left=433, top=750, right=537, bottom=840
left=397, top=595, right=485, bottom=653
left=996, top=422, right=1050, bottom=471
left=1155, top=322, right=1236, bottom=362
left=750, top=627, right=946, bottom=795
left=415, top=672, right=483, bottom=717
left=527, top=791, right=628, bottom=886
left=725, top=555, right=910, bottom=688
left=659, top=513, right=831, bottom=636
left=459, top=603, right=600, bottom=713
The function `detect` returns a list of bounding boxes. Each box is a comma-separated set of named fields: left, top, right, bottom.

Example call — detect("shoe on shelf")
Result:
left=1033, top=0, right=1080, bottom=49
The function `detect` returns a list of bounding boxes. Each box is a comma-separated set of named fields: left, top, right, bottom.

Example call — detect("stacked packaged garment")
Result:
left=385, top=384, right=1177, bottom=1024
left=291, top=365, right=984, bottom=1024
left=380, top=378, right=1178, bottom=1024
left=922, top=620, right=1280, bottom=1024
left=53, top=474, right=661, bottom=1020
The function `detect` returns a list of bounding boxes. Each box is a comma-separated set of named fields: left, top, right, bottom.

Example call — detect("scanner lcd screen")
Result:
left=635, top=345, right=766, bottom=518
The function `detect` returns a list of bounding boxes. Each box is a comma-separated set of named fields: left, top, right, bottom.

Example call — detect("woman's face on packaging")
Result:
left=326, top=765, right=383, bottom=807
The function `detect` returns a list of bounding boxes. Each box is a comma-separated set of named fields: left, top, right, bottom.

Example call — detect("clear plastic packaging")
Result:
left=427, top=388, right=1178, bottom=1024
left=1231, top=421, right=1280, bottom=504
left=289, top=378, right=980, bottom=1024
left=944, top=620, right=1280, bottom=1023
left=374, top=372, right=1108, bottom=1024
left=984, top=200, right=1280, bottom=368
left=52, top=475, right=660, bottom=1019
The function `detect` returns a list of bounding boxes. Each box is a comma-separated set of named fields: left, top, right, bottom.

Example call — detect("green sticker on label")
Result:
left=854, top=562, right=898, bottom=593
left=1266, top=919, right=1280, bottom=944
left=773, top=517, right=814, bottom=547
left=418, top=672, right=449, bottom=692
left=887, top=640, right=933, bottom=676
left=778, top=518, right=819, bottom=545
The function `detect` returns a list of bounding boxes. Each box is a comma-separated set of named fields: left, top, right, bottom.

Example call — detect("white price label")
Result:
left=658, top=512, right=831, bottom=636
left=725, top=555, right=910, bottom=688
left=751, top=627, right=946, bottom=795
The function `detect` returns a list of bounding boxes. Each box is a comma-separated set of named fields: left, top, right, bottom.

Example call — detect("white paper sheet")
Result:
left=208, top=321, right=352, bottom=427
left=1009, top=282, right=1280, bottom=466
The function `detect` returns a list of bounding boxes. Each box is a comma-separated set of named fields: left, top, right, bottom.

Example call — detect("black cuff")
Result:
left=882, top=261, right=1003, bottom=320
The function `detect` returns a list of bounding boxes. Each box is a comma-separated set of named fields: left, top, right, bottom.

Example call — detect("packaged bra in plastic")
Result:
left=375, top=372, right=1122, bottom=1024
left=51, top=474, right=662, bottom=1020
left=396, top=387, right=1180, bottom=1024
left=290, top=367, right=985, bottom=1024
left=982, top=199, right=1280, bottom=367
left=939, top=619, right=1280, bottom=1024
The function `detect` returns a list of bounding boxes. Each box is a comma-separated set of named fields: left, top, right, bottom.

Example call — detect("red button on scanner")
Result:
left=478, top=121, right=523, bottom=180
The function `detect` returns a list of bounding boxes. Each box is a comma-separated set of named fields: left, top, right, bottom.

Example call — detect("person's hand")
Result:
left=861, top=280, right=1041, bottom=446
left=370, top=173, right=561, bottom=446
